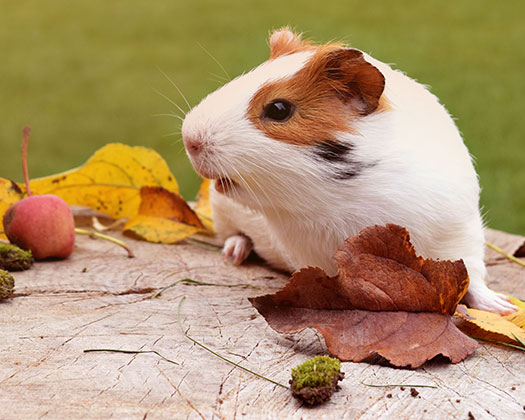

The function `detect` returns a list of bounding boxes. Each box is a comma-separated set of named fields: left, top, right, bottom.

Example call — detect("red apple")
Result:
left=3, top=194, right=75, bottom=260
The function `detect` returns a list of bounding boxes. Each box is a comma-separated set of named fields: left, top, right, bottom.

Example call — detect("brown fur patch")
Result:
left=326, top=48, right=386, bottom=115
left=269, top=28, right=317, bottom=60
left=248, top=41, right=387, bottom=146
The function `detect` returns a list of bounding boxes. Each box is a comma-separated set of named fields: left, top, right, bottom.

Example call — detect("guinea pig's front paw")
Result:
left=223, top=235, right=253, bottom=266
left=462, top=285, right=518, bottom=315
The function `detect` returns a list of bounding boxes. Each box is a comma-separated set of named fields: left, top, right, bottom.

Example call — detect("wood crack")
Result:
left=13, top=287, right=156, bottom=298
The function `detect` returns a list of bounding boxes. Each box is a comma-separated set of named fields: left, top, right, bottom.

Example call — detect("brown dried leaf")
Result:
left=135, top=186, right=205, bottom=230
left=250, top=224, right=477, bottom=368
left=123, top=186, right=207, bottom=243
left=334, top=224, right=469, bottom=314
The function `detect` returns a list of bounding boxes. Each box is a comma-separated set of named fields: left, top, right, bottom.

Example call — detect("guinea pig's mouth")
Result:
left=214, top=177, right=237, bottom=194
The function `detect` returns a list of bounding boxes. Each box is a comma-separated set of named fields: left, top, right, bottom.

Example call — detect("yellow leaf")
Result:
left=0, top=179, right=25, bottom=239
left=507, top=295, right=525, bottom=310
left=455, top=303, right=525, bottom=346
left=29, top=143, right=179, bottom=219
left=124, top=215, right=201, bottom=244
left=193, top=178, right=214, bottom=232
left=505, top=296, right=525, bottom=329
left=123, top=186, right=206, bottom=244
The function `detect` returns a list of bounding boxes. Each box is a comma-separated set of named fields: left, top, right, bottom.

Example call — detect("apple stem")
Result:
left=74, top=228, right=135, bottom=258
left=22, top=126, right=32, bottom=197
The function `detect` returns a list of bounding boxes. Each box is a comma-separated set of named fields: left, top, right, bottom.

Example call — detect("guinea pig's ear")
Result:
left=325, top=48, right=385, bottom=115
left=269, top=27, right=313, bottom=59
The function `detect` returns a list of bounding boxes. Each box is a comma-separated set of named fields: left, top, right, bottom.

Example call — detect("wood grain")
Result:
left=0, top=228, right=523, bottom=419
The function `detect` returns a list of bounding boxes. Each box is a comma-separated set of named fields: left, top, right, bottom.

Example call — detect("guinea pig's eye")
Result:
left=263, top=99, right=295, bottom=122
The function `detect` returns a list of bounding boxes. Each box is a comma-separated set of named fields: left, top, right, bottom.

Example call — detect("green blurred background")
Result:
left=1, top=0, right=524, bottom=234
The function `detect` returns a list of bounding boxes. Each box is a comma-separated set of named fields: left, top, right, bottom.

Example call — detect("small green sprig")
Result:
left=471, top=335, right=525, bottom=351
left=74, top=228, right=135, bottom=258
left=83, top=296, right=288, bottom=390
left=83, top=348, right=179, bottom=365
left=151, top=278, right=260, bottom=299
left=486, top=241, right=525, bottom=268
left=177, top=296, right=288, bottom=389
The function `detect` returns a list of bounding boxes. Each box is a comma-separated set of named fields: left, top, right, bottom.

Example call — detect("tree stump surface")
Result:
left=0, top=228, right=524, bottom=420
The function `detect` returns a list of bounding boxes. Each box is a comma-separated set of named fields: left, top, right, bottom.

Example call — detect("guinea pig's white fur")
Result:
left=181, top=28, right=517, bottom=314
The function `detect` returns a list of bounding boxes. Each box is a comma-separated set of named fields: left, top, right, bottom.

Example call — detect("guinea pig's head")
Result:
left=182, top=28, right=387, bottom=213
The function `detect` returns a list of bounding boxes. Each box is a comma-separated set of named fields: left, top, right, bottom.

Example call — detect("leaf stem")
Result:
left=22, top=126, right=32, bottom=197
left=486, top=241, right=525, bottom=268
left=74, top=228, right=135, bottom=258
left=177, top=296, right=288, bottom=389
left=83, top=348, right=179, bottom=365
left=513, top=333, right=525, bottom=348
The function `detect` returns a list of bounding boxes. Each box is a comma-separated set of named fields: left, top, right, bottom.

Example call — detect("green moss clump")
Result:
left=290, top=355, right=344, bottom=405
left=0, top=243, right=33, bottom=271
left=0, top=269, right=15, bottom=299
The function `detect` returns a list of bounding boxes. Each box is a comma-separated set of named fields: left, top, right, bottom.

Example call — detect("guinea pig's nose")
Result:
left=183, top=134, right=203, bottom=156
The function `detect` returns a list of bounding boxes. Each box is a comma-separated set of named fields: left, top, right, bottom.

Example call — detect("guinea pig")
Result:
left=181, top=28, right=517, bottom=315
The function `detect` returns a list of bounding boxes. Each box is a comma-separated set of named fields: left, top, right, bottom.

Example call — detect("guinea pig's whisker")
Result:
left=210, top=73, right=229, bottom=82
left=228, top=161, right=279, bottom=224
left=162, top=131, right=182, bottom=138
left=217, top=159, right=237, bottom=195
left=208, top=76, right=228, bottom=86
left=152, top=113, right=185, bottom=122
left=230, top=165, right=264, bottom=213
left=211, top=156, right=228, bottom=187
left=235, top=168, right=266, bottom=205
left=195, top=153, right=206, bottom=176
left=153, top=88, right=187, bottom=117
left=238, top=157, right=285, bottom=200
left=222, top=158, right=249, bottom=196
left=240, top=156, right=274, bottom=177
left=156, top=67, right=192, bottom=111
left=249, top=173, right=285, bottom=229
left=197, top=42, right=231, bottom=81
left=209, top=72, right=229, bottom=83
left=235, top=157, right=299, bottom=230
left=217, top=160, right=244, bottom=202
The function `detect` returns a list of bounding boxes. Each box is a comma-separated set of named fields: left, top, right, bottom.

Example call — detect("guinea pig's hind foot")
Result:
left=462, top=285, right=518, bottom=315
left=223, top=235, right=253, bottom=266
